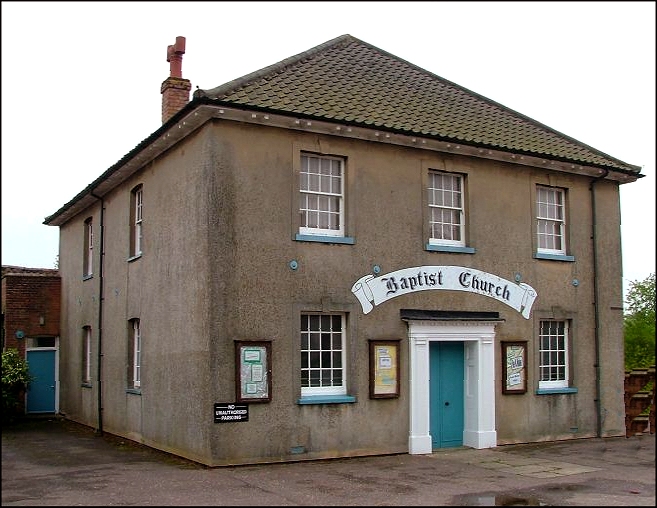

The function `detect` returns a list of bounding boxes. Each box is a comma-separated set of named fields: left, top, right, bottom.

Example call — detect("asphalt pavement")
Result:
left=2, top=416, right=655, bottom=506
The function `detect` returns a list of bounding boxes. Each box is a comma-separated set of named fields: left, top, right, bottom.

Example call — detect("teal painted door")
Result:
left=429, top=341, right=464, bottom=448
left=26, top=350, right=56, bottom=413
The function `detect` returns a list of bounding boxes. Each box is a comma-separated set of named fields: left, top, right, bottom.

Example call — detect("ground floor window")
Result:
left=538, top=320, right=569, bottom=389
left=300, top=313, right=346, bottom=396
left=128, top=319, right=141, bottom=390
left=82, top=326, right=92, bottom=384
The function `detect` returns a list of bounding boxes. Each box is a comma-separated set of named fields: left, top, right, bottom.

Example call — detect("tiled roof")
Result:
left=1, top=265, right=59, bottom=277
left=196, top=34, right=640, bottom=175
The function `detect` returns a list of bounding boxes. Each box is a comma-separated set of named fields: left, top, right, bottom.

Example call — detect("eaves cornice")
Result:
left=43, top=101, right=642, bottom=227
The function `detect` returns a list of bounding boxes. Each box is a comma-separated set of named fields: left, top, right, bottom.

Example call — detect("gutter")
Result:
left=590, top=168, right=609, bottom=437
left=90, top=190, right=105, bottom=436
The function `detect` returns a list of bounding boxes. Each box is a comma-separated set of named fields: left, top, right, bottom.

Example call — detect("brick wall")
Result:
left=161, top=76, right=191, bottom=123
left=2, top=266, right=61, bottom=355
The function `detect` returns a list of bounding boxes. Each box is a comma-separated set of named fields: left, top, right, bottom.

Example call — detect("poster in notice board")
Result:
left=235, top=341, right=271, bottom=403
left=502, top=341, right=527, bottom=394
left=369, top=340, right=400, bottom=398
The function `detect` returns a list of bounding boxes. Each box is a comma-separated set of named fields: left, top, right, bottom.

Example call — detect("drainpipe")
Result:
left=590, top=168, right=609, bottom=437
left=91, top=191, right=105, bottom=436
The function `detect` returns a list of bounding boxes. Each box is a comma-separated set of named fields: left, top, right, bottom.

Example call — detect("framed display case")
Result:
left=369, top=339, right=400, bottom=398
left=502, top=341, right=527, bottom=394
left=235, top=341, right=272, bottom=403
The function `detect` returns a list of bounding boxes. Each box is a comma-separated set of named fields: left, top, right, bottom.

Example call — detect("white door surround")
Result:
left=406, top=319, right=499, bottom=454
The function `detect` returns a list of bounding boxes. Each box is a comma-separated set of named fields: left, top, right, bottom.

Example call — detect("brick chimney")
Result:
left=160, top=36, right=192, bottom=123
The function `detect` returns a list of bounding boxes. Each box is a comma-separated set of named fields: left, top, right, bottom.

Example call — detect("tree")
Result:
left=1, top=348, right=32, bottom=423
left=624, top=273, right=656, bottom=371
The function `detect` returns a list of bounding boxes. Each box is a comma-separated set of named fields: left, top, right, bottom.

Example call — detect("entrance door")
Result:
left=408, top=319, right=498, bottom=454
left=429, top=341, right=464, bottom=448
left=26, top=349, right=56, bottom=413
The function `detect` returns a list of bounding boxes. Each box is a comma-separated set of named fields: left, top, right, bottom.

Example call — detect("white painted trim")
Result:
left=407, top=320, right=498, bottom=454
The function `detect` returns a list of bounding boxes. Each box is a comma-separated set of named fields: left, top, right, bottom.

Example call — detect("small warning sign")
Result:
left=214, top=403, right=249, bottom=422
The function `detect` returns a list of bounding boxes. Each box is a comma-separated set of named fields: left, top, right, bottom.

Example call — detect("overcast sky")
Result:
left=2, top=1, right=655, bottom=300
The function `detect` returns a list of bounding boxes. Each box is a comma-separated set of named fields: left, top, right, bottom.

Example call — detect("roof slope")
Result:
left=196, top=34, right=640, bottom=174
left=44, top=34, right=642, bottom=227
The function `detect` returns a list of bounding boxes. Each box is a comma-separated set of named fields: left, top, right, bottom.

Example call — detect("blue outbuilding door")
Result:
left=429, top=341, right=464, bottom=448
left=26, top=349, right=57, bottom=413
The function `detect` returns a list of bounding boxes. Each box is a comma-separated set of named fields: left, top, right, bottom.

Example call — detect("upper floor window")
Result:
left=428, top=171, right=465, bottom=247
left=83, top=217, right=93, bottom=277
left=538, top=320, right=569, bottom=389
left=299, top=154, right=344, bottom=237
left=300, top=313, right=346, bottom=397
left=536, top=186, right=566, bottom=255
left=130, top=185, right=143, bottom=258
left=82, top=326, right=92, bottom=384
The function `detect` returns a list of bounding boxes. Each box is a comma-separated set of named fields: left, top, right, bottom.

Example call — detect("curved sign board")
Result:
left=351, top=266, right=537, bottom=319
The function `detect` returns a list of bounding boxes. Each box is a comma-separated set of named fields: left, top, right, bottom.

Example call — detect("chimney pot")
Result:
left=167, top=35, right=186, bottom=78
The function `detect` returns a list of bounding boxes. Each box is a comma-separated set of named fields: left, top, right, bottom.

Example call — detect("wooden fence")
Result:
left=624, top=365, right=656, bottom=436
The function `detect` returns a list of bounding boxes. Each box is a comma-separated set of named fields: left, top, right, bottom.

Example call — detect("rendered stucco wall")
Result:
left=55, top=118, right=627, bottom=466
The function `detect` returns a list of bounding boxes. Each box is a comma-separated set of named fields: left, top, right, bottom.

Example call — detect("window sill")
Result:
left=82, top=274, right=93, bottom=281
left=127, top=253, right=142, bottom=263
left=297, top=395, right=356, bottom=405
left=425, top=244, right=475, bottom=254
left=81, top=382, right=92, bottom=388
left=126, top=388, right=142, bottom=395
left=534, top=253, right=575, bottom=262
left=295, top=234, right=355, bottom=245
left=536, top=387, right=578, bottom=395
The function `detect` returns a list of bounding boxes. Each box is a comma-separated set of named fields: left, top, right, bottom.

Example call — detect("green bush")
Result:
left=624, top=273, right=656, bottom=371
left=2, top=348, right=32, bottom=423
